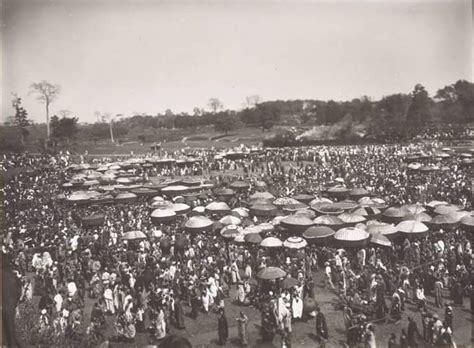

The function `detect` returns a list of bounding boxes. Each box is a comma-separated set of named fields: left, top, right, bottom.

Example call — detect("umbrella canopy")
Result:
left=282, top=277, right=299, bottom=289
left=426, top=200, right=448, bottom=209
left=244, top=233, right=263, bottom=244
left=334, top=227, right=370, bottom=247
left=150, top=200, right=174, bottom=211
left=460, top=216, right=474, bottom=232
left=220, top=225, right=242, bottom=239
left=283, top=236, right=308, bottom=249
left=273, top=197, right=300, bottom=207
left=338, top=213, right=366, bottom=226
left=349, top=188, right=369, bottom=199
left=282, top=202, right=309, bottom=214
left=260, top=237, right=283, bottom=248
left=292, top=194, right=314, bottom=204
left=206, top=202, right=231, bottom=214
left=170, top=203, right=191, bottom=214
left=257, top=266, right=286, bottom=280
left=151, top=209, right=177, bottom=224
left=327, top=186, right=350, bottom=198
left=280, top=215, right=314, bottom=231
left=131, top=187, right=158, bottom=197
left=351, top=207, right=381, bottom=218
left=401, top=204, right=426, bottom=215
left=447, top=211, right=471, bottom=222
left=402, top=213, right=432, bottom=223
left=370, top=233, right=392, bottom=247
left=161, top=185, right=189, bottom=195
left=232, top=207, right=249, bottom=218
left=309, top=197, right=333, bottom=206
left=243, top=225, right=263, bottom=234
left=358, top=197, right=387, bottom=209
left=115, top=192, right=138, bottom=203
left=81, top=214, right=105, bottom=227
left=396, top=221, right=429, bottom=236
left=294, top=209, right=317, bottom=220
left=122, top=230, right=147, bottom=240
left=230, top=181, right=250, bottom=190
left=214, top=188, right=236, bottom=197
left=313, top=215, right=345, bottom=228
left=382, top=207, right=411, bottom=223
left=429, top=215, right=458, bottom=229
left=250, top=191, right=275, bottom=201
left=312, top=203, right=344, bottom=216
left=367, top=224, right=399, bottom=239
left=250, top=203, right=278, bottom=217
left=185, top=216, right=214, bottom=232
left=258, top=222, right=275, bottom=232
left=434, top=204, right=460, bottom=215
left=303, top=226, right=335, bottom=241
left=219, top=215, right=242, bottom=226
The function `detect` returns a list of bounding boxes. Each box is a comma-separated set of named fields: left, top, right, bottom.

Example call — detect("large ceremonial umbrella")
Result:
left=115, top=192, right=138, bottom=203
left=303, top=226, right=335, bottom=243
left=327, top=186, right=350, bottom=198
left=203, top=201, right=228, bottom=212
left=214, top=188, right=236, bottom=197
left=243, top=225, right=263, bottom=234
left=309, top=197, right=333, bottom=206
left=170, top=203, right=191, bottom=215
left=161, top=185, right=189, bottom=195
left=282, top=277, right=299, bottom=289
left=244, top=233, right=263, bottom=244
left=428, top=215, right=458, bottom=229
left=312, top=203, right=344, bottom=216
left=396, top=221, right=429, bottom=237
left=81, top=214, right=105, bottom=227
left=460, top=216, right=474, bottom=232
left=260, top=237, right=283, bottom=248
left=338, top=213, right=366, bottom=226
left=67, top=193, right=91, bottom=205
left=219, top=215, right=242, bottom=226
left=402, top=213, right=432, bottom=223
left=426, top=200, right=448, bottom=209
left=283, top=236, right=308, bottom=249
left=282, top=203, right=309, bottom=214
left=122, top=230, right=147, bottom=240
left=150, top=200, right=174, bottom=211
left=294, top=209, right=316, bottom=220
left=401, top=204, right=426, bottom=215
left=280, top=215, right=314, bottom=231
left=358, top=197, right=388, bottom=210
left=232, top=207, right=249, bottom=218
left=258, top=223, right=275, bottom=233
left=273, top=197, right=300, bottom=207
left=349, top=188, right=369, bottom=200
left=230, top=181, right=250, bottom=190
left=250, top=203, right=278, bottom=217
left=370, top=233, right=392, bottom=247
left=334, top=227, right=370, bottom=247
left=332, top=201, right=359, bottom=211
left=83, top=179, right=100, bottom=187
left=257, top=266, right=286, bottom=280
left=447, top=211, right=471, bottom=222
left=292, top=194, right=314, bottom=204
left=313, top=215, right=345, bottom=228
left=250, top=191, right=275, bottom=201
left=220, top=225, right=242, bottom=239
left=351, top=207, right=381, bottom=219
left=433, top=204, right=460, bottom=215
left=382, top=207, right=411, bottom=223
left=185, top=216, right=214, bottom=232
left=151, top=209, right=177, bottom=224
left=367, top=224, right=399, bottom=239
left=131, top=187, right=158, bottom=197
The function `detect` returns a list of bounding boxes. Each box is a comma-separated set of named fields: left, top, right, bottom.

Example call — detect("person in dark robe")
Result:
left=315, top=306, right=328, bottom=346
left=174, top=298, right=186, bottom=329
left=451, top=278, right=463, bottom=305
left=217, top=308, right=229, bottom=346
left=407, top=316, right=420, bottom=347
left=190, top=286, right=200, bottom=319
left=444, top=306, right=453, bottom=332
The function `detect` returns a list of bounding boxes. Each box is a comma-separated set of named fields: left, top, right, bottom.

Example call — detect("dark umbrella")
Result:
left=244, top=233, right=262, bottom=244
left=282, top=277, right=299, bottom=289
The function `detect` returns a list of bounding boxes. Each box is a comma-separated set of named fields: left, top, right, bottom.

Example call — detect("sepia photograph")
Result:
left=1, top=0, right=473, bottom=347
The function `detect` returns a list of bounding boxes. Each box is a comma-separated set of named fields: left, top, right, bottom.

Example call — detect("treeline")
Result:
left=1, top=80, right=473, bottom=152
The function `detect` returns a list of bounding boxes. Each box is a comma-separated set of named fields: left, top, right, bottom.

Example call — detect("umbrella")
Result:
left=283, top=236, right=308, bottom=249
left=292, top=194, right=314, bottom=204
left=312, top=203, right=344, bottom=216
left=185, top=216, right=214, bottom=232
left=67, top=193, right=90, bottom=205
left=122, top=230, right=147, bottom=240
left=206, top=202, right=231, bottom=214
left=313, top=215, right=345, bottom=228
left=244, top=233, right=263, bottom=244
left=219, top=215, right=242, bottom=226
left=433, top=204, right=460, bottom=215
left=460, top=216, right=474, bottom=232
left=250, top=203, right=278, bottom=217
left=303, top=226, right=335, bottom=242
left=81, top=214, right=105, bottom=227
left=309, top=197, right=333, bottom=206
left=232, top=207, right=249, bottom=218
left=257, top=266, right=286, bottom=280
left=150, top=200, right=174, bottom=211
left=230, top=181, right=250, bottom=190
left=294, top=209, right=317, bottom=220
left=426, top=200, right=448, bottom=209
left=349, top=188, right=369, bottom=200
left=280, top=215, right=314, bottom=231
left=428, top=215, right=458, bottom=229
left=447, top=211, right=471, bottom=222
left=255, top=181, right=267, bottom=188
left=327, top=186, right=350, bottom=198
left=282, top=202, right=309, bottom=214
left=273, top=197, right=300, bottom=207
left=161, top=185, right=189, bottom=195
left=83, top=179, right=100, bottom=187
left=382, top=207, right=411, bottom=223
left=334, top=227, right=370, bottom=247
left=401, top=204, right=426, bottom=215
left=338, top=213, right=366, bottom=226
left=170, top=203, right=191, bottom=214
left=282, top=277, right=299, bottom=289
left=396, top=221, right=429, bottom=236
left=243, top=225, right=263, bottom=234
left=358, top=197, right=388, bottom=210
left=260, top=237, right=283, bottom=248
left=250, top=191, right=275, bottom=201
left=191, top=206, right=206, bottom=215
left=332, top=201, right=359, bottom=211
left=258, top=222, right=275, bottom=232
left=151, top=209, right=177, bottom=224
left=351, top=207, right=381, bottom=218
left=367, top=224, right=399, bottom=239
left=115, top=192, right=138, bottom=203
left=214, top=188, right=236, bottom=197
left=131, top=187, right=158, bottom=197
left=220, top=225, right=242, bottom=239
left=402, top=212, right=432, bottom=223
left=370, top=233, right=392, bottom=247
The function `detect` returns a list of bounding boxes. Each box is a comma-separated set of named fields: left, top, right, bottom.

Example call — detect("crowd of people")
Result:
left=2, top=142, right=473, bottom=347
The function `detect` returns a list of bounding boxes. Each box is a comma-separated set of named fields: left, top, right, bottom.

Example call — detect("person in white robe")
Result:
left=292, top=294, right=303, bottom=319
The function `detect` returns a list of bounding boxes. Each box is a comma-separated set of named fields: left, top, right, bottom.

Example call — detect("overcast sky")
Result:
left=2, top=0, right=472, bottom=123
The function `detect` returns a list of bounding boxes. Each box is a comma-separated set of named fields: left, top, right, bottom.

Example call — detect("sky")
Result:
left=2, top=0, right=473, bottom=123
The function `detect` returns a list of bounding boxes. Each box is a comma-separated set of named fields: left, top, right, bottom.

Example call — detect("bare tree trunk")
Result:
left=109, top=120, right=115, bottom=143
left=46, top=101, right=50, bottom=139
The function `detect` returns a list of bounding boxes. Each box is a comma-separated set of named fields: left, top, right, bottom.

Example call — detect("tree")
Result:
left=406, top=84, right=433, bottom=131
left=11, top=94, right=30, bottom=148
left=51, top=115, right=79, bottom=145
left=193, top=107, right=203, bottom=116
left=255, top=103, right=281, bottom=131
left=214, top=114, right=237, bottom=134
left=435, top=80, right=474, bottom=123
left=245, top=95, right=261, bottom=108
left=29, top=80, right=61, bottom=139
left=208, top=98, right=223, bottom=113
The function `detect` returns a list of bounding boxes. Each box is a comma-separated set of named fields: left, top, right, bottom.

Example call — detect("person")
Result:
left=236, top=311, right=249, bottom=347
left=432, top=313, right=443, bottom=343
left=444, top=305, right=453, bottom=332
left=365, top=324, right=376, bottom=348
left=388, top=333, right=397, bottom=348
left=174, top=298, right=186, bottom=330
left=407, top=316, right=420, bottom=347
left=315, top=306, right=328, bottom=347
left=434, top=277, right=444, bottom=308
left=400, top=328, right=408, bottom=348
left=217, top=308, right=228, bottom=346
